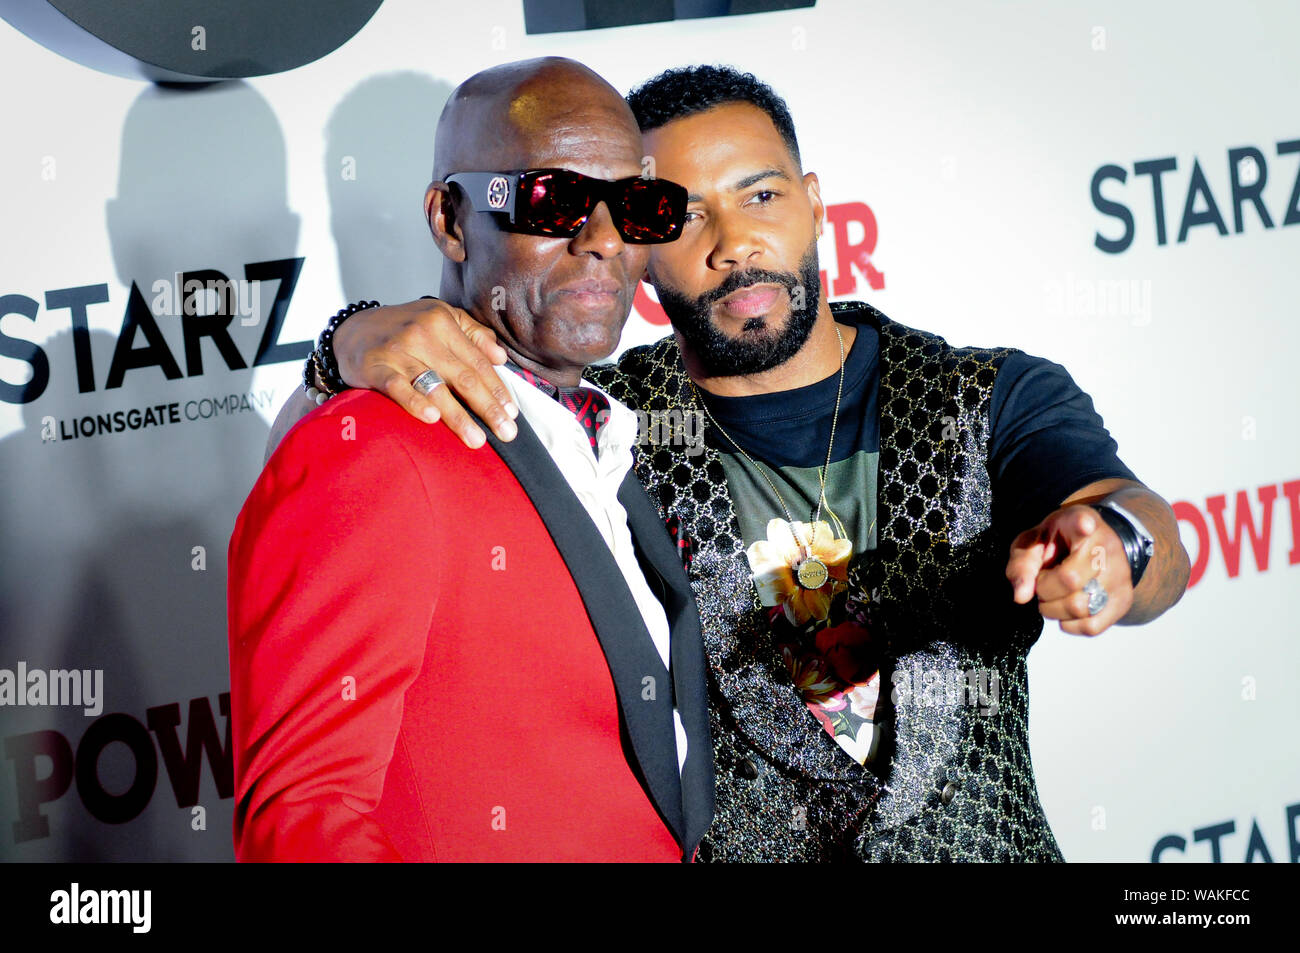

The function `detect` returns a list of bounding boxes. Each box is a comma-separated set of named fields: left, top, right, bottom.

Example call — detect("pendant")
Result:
left=795, top=555, right=829, bottom=590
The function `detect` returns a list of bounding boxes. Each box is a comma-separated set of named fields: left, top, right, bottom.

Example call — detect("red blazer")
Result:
left=227, top=390, right=712, bottom=862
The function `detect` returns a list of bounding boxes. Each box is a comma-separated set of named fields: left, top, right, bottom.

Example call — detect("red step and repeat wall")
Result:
left=0, top=0, right=1296, bottom=862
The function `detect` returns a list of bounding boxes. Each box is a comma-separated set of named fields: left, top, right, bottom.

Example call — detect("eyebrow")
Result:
left=687, top=168, right=791, bottom=203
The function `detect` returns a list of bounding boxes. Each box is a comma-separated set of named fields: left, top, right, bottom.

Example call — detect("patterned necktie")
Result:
left=506, top=361, right=609, bottom=457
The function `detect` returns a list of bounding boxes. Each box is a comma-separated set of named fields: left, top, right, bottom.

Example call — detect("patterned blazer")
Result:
left=587, top=301, right=1065, bottom=862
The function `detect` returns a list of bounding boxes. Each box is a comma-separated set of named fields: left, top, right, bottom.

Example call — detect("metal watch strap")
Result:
left=1091, top=501, right=1154, bottom=588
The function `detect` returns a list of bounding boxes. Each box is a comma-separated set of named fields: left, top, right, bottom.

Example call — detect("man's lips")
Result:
left=715, top=283, right=783, bottom=319
left=558, top=279, right=621, bottom=295
left=556, top=279, right=623, bottom=309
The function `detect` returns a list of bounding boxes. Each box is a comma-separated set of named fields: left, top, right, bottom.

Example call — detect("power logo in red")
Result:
left=1174, top=478, right=1300, bottom=587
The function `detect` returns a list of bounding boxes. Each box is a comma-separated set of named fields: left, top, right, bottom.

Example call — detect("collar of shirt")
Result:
left=493, top=363, right=639, bottom=478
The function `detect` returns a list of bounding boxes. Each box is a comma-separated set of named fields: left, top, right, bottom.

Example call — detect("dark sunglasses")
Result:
left=443, top=168, right=687, bottom=244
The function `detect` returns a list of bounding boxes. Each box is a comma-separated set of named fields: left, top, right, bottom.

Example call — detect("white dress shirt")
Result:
left=495, top=365, right=689, bottom=773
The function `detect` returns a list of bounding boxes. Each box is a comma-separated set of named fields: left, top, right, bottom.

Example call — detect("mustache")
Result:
left=697, top=267, right=803, bottom=308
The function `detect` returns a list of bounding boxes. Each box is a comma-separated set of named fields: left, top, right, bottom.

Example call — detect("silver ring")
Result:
left=1083, top=577, right=1108, bottom=616
left=412, top=369, right=442, bottom=395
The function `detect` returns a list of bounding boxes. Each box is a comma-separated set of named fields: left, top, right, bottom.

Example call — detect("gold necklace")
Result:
left=692, top=323, right=847, bottom=591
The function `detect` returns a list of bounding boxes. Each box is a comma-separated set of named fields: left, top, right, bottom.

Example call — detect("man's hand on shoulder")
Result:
left=1006, top=477, right=1191, bottom=635
left=333, top=298, right=518, bottom=446
left=261, top=297, right=522, bottom=464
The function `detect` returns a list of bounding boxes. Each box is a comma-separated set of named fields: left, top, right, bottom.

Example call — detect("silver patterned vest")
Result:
left=587, top=301, right=1066, bottom=862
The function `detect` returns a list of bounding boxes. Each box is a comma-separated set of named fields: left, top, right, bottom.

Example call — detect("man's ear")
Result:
left=425, top=181, right=467, bottom=263
left=803, top=171, right=825, bottom=239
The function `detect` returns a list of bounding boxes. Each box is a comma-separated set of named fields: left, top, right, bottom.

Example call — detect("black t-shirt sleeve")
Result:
left=988, top=351, right=1138, bottom=531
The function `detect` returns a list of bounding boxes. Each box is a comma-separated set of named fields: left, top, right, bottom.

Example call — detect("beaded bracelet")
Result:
left=303, top=300, right=381, bottom=402
left=302, top=351, right=334, bottom=406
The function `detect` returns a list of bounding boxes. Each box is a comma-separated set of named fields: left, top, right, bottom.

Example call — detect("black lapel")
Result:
left=617, top=469, right=715, bottom=859
left=482, top=415, right=688, bottom=848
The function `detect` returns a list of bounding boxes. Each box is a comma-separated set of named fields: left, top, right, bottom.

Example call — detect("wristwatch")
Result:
left=1092, top=499, right=1156, bottom=588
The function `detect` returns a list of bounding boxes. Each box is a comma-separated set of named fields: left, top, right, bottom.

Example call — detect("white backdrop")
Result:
left=1, top=0, right=1296, bottom=862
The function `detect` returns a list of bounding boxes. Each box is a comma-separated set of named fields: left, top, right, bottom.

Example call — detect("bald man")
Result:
left=226, top=58, right=713, bottom=862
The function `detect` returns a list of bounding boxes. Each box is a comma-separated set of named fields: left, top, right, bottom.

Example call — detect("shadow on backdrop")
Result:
left=0, top=81, right=290, bottom=861
left=326, top=72, right=452, bottom=303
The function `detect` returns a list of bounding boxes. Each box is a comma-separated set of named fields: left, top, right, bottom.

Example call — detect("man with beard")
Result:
left=273, top=65, right=1190, bottom=861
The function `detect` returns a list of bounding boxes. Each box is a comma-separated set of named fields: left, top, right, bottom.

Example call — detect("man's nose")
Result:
left=708, top=211, right=762, bottom=270
left=569, top=200, right=625, bottom=259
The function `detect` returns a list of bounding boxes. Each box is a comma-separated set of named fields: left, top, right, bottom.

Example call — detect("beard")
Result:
left=654, top=243, right=822, bottom=378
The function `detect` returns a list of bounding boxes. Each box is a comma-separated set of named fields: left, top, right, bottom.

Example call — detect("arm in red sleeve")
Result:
left=227, top=398, right=442, bottom=861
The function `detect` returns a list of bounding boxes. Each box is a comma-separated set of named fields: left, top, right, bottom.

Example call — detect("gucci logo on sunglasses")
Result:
left=486, top=175, right=510, bottom=209
left=445, top=168, right=687, bottom=244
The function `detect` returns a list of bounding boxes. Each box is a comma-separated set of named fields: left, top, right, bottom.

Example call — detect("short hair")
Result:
left=626, top=65, right=802, bottom=167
